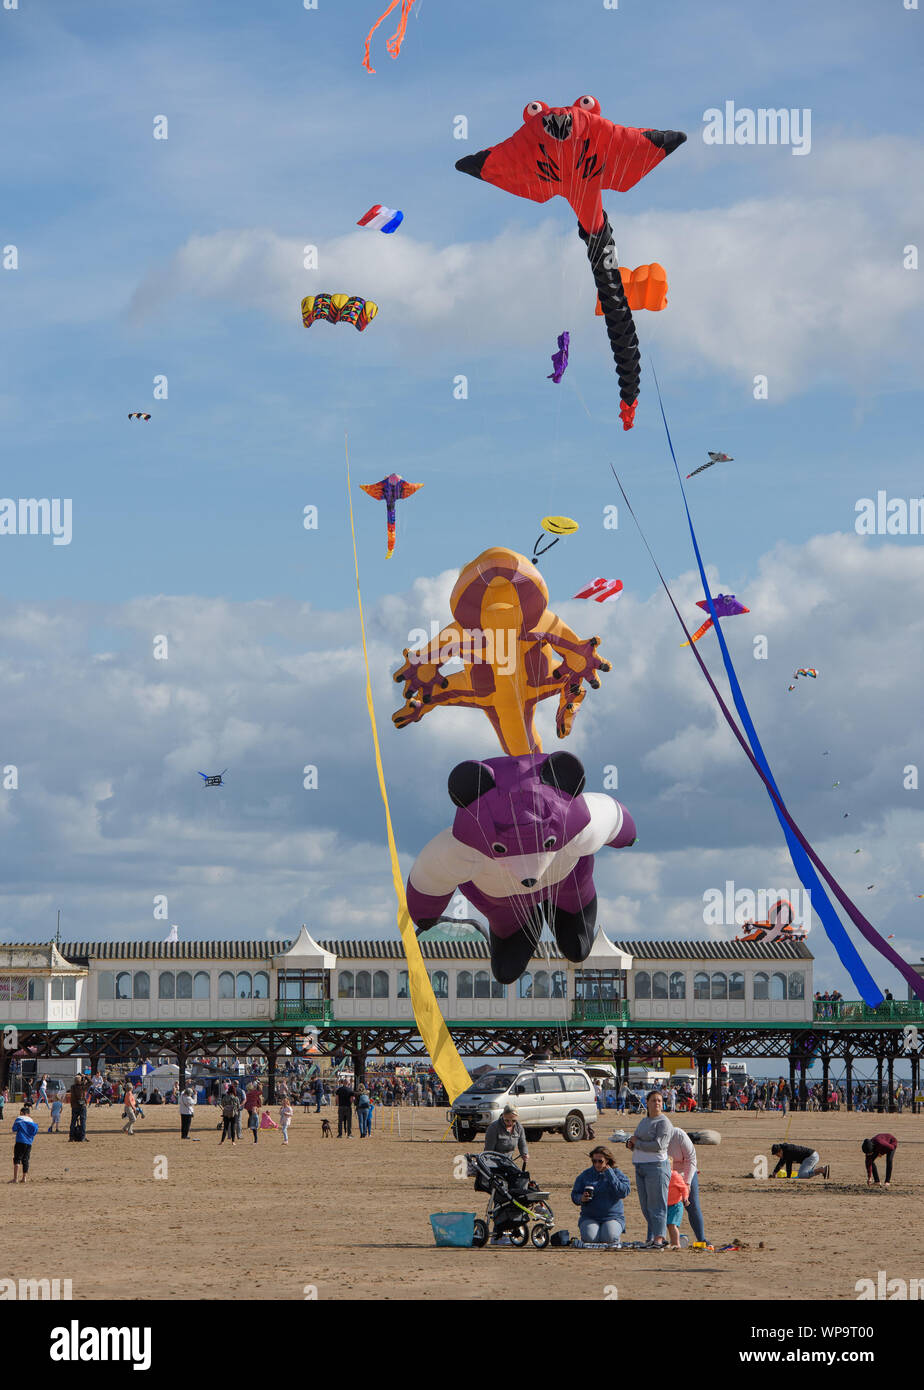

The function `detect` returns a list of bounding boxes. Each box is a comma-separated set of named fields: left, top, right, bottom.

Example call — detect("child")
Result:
left=280, top=1098, right=293, bottom=1144
left=11, top=1104, right=38, bottom=1183
left=666, top=1168, right=690, bottom=1248
left=48, top=1094, right=64, bottom=1133
left=0, top=1087, right=7, bottom=1122
left=248, top=1105, right=260, bottom=1144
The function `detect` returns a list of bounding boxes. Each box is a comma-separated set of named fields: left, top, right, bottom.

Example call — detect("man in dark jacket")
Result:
left=68, top=1075, right=90, bottom=1142
left=770, top=1142, right=828, bottom=1179
left=335, top=1081, right=355, bottom=1137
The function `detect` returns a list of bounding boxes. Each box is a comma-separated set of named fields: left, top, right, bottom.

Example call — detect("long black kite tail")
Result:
left=578, top=212, right=641, bottom=429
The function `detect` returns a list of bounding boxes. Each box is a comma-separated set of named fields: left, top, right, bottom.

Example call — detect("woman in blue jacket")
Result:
left=570, top=1145, right=631, bottom=1245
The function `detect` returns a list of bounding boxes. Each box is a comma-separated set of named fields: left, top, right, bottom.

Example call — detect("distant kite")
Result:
left=790, top=667, right=818, bottom=689
left=681, top=594, right=749, bottom=647
left=301, top=294, right=378, bottom=331
left=128, top=413, right=151, bottom=421
left=548, top=331, right=570, bottom=384
left=357, top=204, right=404, bottom=233
left=832, top=781, right=840, bottom=788
left=360, top=473, right=422, bottom=557
left=198, top=770, right=227, bottom=787
left=686, top=451, right=733, bottom=480
left=573, top=577, right=623, bottom=603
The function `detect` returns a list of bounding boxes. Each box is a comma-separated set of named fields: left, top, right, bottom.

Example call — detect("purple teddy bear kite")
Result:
left=406, top=751, right=636, bottom=983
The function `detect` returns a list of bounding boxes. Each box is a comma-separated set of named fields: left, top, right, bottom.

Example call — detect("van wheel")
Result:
left=524, top=1128, right=543, bottom=1142
left=563, top=1112, right=586, bottom=1143
left=453, top=1119, right=476, bottom=1143
left=472, top=1219, right=488, bottom=1248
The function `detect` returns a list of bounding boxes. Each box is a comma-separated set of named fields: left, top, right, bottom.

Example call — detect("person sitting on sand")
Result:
left=571, top=1145, right=631, bottom=1246
left=770, top=1142, right=829, bottom=1180
left=862, top=1134, right=897, bottom=1188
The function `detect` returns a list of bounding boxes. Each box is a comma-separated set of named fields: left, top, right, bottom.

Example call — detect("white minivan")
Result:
left=449, top=1062, right=598, bottom=1143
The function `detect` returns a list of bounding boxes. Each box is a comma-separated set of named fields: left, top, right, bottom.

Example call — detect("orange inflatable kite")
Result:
left=596, top=263, right=668, bottom=315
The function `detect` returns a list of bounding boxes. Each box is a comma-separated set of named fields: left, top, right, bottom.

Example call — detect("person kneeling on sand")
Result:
left=770, top=1142, right=829, bottom=1179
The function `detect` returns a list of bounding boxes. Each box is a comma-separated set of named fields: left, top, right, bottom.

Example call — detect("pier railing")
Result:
left=812, top=999, right=924, bottom=1024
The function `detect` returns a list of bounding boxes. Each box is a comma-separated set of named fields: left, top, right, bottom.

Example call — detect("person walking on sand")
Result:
left=178, top=1084, right=197, bottom=1139
left=48, top=1092, right=64, bottom=1134
left=121, top=1084, right=137, bottom=1135
left=335, top=1080, right=355, bottom=1138
left=11, top=1104, right=38, bottom=1183
left=34, top=1075, right=51, bottom=1111
left=219, top=1086, right=240, bottom=1145
left=248, top=1102, right=260, bottom=1143
left=280, top=1098, right=293, bottom=1144
left=68, top=1074, right=90, bottom=1143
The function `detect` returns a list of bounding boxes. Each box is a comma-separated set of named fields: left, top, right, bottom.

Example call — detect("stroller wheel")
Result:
left=530, top=1224, right=551, bottom=1250
left=508, top=1225, right=529, bottom=1248
left=472, top=1219, right=488, bottom=1248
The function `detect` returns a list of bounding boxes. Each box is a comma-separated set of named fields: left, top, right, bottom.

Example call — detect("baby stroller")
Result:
left=466, top=1151, right=555, bottom=1250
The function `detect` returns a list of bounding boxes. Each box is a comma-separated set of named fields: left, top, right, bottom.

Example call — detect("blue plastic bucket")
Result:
left=429, top=1212, right=476, bottom=1247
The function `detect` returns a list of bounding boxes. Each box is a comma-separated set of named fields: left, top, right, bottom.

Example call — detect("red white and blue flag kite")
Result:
left=357, top=204, right=404, bottom=234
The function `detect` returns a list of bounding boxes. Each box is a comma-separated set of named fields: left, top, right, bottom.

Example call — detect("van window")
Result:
left=514, top=1075, right=539, bottom=1093
left=465, top=1072, right=518, bottom=1094
left=563, top=1074, right=588, bottom=1092
left=537, top=1075, right=564, bottom=1093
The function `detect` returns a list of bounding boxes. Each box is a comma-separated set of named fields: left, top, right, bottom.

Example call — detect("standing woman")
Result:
left=626, top=1090, right=673, bottom=1247
left=483, top=1105, right=529, bottom=1167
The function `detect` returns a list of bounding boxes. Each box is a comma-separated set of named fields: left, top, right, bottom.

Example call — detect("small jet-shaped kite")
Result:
left=547, top=331, right=570, bottom=384
left=198, top=770, right=227, bottom=787
left=573, top=577, right=623, bottom=603
left=686, top=451, right=733, bottom=480
left=681, top=593, right=749, bottom=647
left=359, top=473, right=423, bottom=558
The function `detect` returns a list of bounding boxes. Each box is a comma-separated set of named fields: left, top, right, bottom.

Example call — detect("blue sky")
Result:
left=1, top=1, right=923, bottom=996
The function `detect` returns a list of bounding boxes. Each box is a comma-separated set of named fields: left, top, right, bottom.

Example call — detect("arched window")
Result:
left=533, top=970, right=550, bottom=999
left=474, top=970, right=491, bottom=999
left=158, top=972, right=175, bottom=1001
left=373, top=971, right=388, bottom=998
left=457, top=970, right=473, bottom=1000
left=711, top=972, right=728, bottom=1001
left=491, top=979, right=506, bottom=999
left=551, top=970, right=567, bottom=999
left=98, top=971, right=114, bottom=1001
left=729, top=972, right=745, bottom=1001
left=236, top=972, right=252, bottom=999
left=518, top=972, right=533, bottom=1000
left=652, top=971, right=668, bottom=1000
left=431, top=971, right=449, bottom=1000
left=635, top=971, right=651, bottom=1000
left=218, top=971, right=234, bottom=1000
left=133, top=971, right=149, bottom=1000
left=693, top=972, right=710, bottom=1001
left=753, top=972, right=769, bottom=1001
left=788, top=971, right=804, bottom=1001
left=771, top=972, right=787, bottom=1001
left=397, top=970, right=409, bottom=999
left=669, top=972, right=686, bottom=999
left=338, top=970, right=354, bottom=1000
left=355, top=971, right=371, bottom=999
left=253, top=972, right=269, bottom=1000
left=176, top=971, right=193, bottom=1000
left=115, top=972, right=132, bottom=1001
left=193, top=972, right=210, bottom=1000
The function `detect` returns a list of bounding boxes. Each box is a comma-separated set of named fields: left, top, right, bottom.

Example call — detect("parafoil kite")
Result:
left=596, top=263, right=668, bottom=315
left=456, top=96, right=686, bottom=429
left=392, top=546, right=610, bottom=755
left=548, top=331, right=570, bottom=384
left=406, top=751, right=636, bottom=983
left=359, top=473, right=422, bottom=558
left=573, top=577, right=623, bottom=603
left=128, top=412, right=151, bottom=421
left=357, top=204, right=404, bottom=233
left=680, top=594, right=750, bottom=647
left=301, top=294, right=378, bottom=331
left=686, top=452, right=733, bottom=480
left=362, top=0, right=417, bottom=72
left=533, top=515, right=578, bottom=560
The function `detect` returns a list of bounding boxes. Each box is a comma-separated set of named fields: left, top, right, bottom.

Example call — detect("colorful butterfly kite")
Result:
left=360, top=473, right=422, bottom=557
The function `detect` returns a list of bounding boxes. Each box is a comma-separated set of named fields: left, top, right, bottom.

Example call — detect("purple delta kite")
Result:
left=548, top=331, right=570, bottom=383
left=359, top=472, right=423, bottom=558
left=680, top=593, right=750, bottom=647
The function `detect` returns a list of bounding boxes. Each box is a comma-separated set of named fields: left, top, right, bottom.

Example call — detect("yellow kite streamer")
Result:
left=346, top=438, right=472, bottom=1102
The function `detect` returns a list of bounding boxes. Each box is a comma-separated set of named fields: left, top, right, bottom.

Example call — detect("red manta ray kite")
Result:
left=456, top=96, right=686, bottom=429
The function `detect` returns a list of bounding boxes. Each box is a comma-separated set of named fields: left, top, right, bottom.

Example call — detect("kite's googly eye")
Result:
left=543, top=836, right=557, bottom=850
left=523, top=100, right=549, bottom=121
left=492, top=842, right=507, bottom=855
left=574, top=95, right=600, bottom=114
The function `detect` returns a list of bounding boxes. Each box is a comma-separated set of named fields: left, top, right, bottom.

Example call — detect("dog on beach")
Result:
left=321, top=1118, right=333, bottom=1138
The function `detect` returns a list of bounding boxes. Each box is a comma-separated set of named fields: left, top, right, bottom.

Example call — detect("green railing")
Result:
left=570, top=1000, right=630, bottom=1025
left=273, top=1001, right=332, bottom=1025
left=813, top=1000, right=924, bottom=1025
